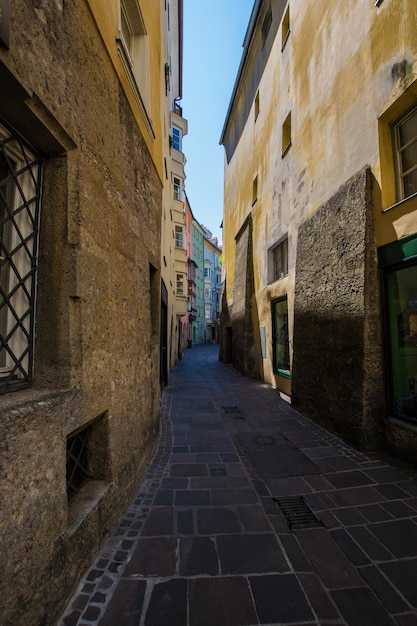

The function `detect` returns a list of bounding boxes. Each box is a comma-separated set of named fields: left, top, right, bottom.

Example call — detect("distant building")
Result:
left=203, top=228, right=222, bottom=343
left=180, top=194, right=195, bottom=350
left=220, top=0, right=417, bottom=460
left=160, top=0, right=188, bottom=376
left=191, top=205, right=206, bottom=345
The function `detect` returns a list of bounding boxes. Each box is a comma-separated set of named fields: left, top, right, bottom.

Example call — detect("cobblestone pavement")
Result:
left=58, top=344, right=417, bottom=625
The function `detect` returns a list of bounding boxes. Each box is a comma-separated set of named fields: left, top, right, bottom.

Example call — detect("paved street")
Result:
left=59, top=344, right=417, bottom=625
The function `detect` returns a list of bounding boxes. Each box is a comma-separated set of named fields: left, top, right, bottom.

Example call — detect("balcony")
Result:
left=175, top=294, right=187, bottom=317
left=175, top=245, right=187, bottom=266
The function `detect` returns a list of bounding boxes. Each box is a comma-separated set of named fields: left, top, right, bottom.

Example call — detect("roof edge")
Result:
left=219, top=0, right=262, bottom=146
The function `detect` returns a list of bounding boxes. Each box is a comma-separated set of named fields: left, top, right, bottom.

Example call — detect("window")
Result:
left=282, top=5, right=290, bottom=50
left=66, top=411, right=111, bottom=527
left=175, top=225, right=183, bottom=248
left=271, top=238, right=288, bottom=282
left=176, top=273, right=184, bottom=296
left=0, top=121, right=42, bottom=393
left=272, top=297, right=290, bottom=377
left=261, top=8, right=272, bottom=47
left=120, top=1, right=133, bottom=56
left=252, top=175, right=258, bottom=205
left=67, top=425, right=92, bottom=499
left=172, top=126, right=182, bottom=151
left=394, top=106, right=417, bottom=200
left=118, top=0, right=150, bottom=112
left=282, top=111, right=292, bottom=156
left=173, top=176, right=181, bottom=200
left=204, top=267, right=209, bottom=278
left=255, top=91, right=260, bottom=121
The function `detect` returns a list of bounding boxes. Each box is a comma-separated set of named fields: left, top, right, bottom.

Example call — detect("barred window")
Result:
left=66, top=425, right=92, bottom=499
left=0, top=121, right=42, bottom=393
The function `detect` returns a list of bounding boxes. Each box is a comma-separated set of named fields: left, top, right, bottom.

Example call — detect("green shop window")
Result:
left=379, top=233, right=417, bottom=422
left=272, top=297, right=290, bottom=378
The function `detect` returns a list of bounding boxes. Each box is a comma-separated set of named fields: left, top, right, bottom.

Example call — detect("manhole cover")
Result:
left=254, top=435, right=275, bottom=446
left=274, top=496, right=322, bottom=530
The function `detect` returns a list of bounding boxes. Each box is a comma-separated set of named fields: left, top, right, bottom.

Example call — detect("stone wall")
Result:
left=292, top=168, right=385, bottom=449
left=0, top=1, right=162, bottom=624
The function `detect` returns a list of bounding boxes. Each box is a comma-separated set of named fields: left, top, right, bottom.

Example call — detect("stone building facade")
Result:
left=220, top=0, right=417, bottom=460
left=0, top=1, right=167, bottom=623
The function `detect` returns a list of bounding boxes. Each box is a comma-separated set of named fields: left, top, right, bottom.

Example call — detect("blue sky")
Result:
left=182, top=0, right=254, bottom=245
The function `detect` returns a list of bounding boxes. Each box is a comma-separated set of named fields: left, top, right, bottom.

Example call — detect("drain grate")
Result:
left=222, top=406, right=242, bottom=414
left=254, top=435, right=275, bottom=446
left=274, top=496, right=322, bottom=530
left=209, top=467, right=228, bottom=477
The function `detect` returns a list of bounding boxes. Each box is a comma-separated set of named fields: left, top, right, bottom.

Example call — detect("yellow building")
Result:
left=220, top=0, right=417, bottom=459
left=160, top=0, right=188, bottom=381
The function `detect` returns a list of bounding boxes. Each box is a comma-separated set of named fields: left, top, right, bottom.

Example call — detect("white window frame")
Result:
left=172, top=126, right=182, bottom=151
left=394, top=106, right=417, bottom=201
left=268, top=236, right=288, bottom=284
left=176, top=273, right=184, bottom=296
left=117, top=0, right=152, bottom=132
left=175, top=225, right=183, bottom=248
left=173, top=176, right=181, bottom=201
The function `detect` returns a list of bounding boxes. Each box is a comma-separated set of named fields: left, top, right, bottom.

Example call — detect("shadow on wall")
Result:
left=220, top=215, right=263, bottom=380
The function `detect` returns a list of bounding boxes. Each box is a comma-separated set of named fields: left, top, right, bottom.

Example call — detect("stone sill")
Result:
left=382, top=191, right=417, bottom=214
left=0, top=388, right=80, bottom=439
left=385, top=415, right=417, bottom=435
left=67, top=480, right=110, bottom=537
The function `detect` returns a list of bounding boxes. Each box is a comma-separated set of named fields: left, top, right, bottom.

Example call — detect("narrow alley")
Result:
left=59, top=344, right=417, bottom=626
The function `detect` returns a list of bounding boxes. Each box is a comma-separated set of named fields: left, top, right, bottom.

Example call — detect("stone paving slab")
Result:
left=58, top=345, right=417, bottom=625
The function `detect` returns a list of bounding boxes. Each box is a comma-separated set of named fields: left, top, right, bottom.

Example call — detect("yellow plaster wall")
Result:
left=87, top=0, right=164, bottom=182
left=222, top=0, right=417, bottom=392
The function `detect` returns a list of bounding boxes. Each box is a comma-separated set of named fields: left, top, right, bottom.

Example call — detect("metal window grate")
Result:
left=0, top=119, right=43, bottom=393
left=66, top=427, right=92, bottom=499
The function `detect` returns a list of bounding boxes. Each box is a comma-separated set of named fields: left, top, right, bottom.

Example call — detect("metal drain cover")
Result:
left=209, top=467, right=228, bottom=476
left=274, top=496, right=322, bottom=530
left=254, top=435, right=275, bottom=446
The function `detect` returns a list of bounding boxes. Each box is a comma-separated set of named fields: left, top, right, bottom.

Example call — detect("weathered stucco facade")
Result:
left=160, top=0, right=188, bottom=381
left=220, top=0, right=417, bottom=457
left=0, top=1, right=166, bottom=623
